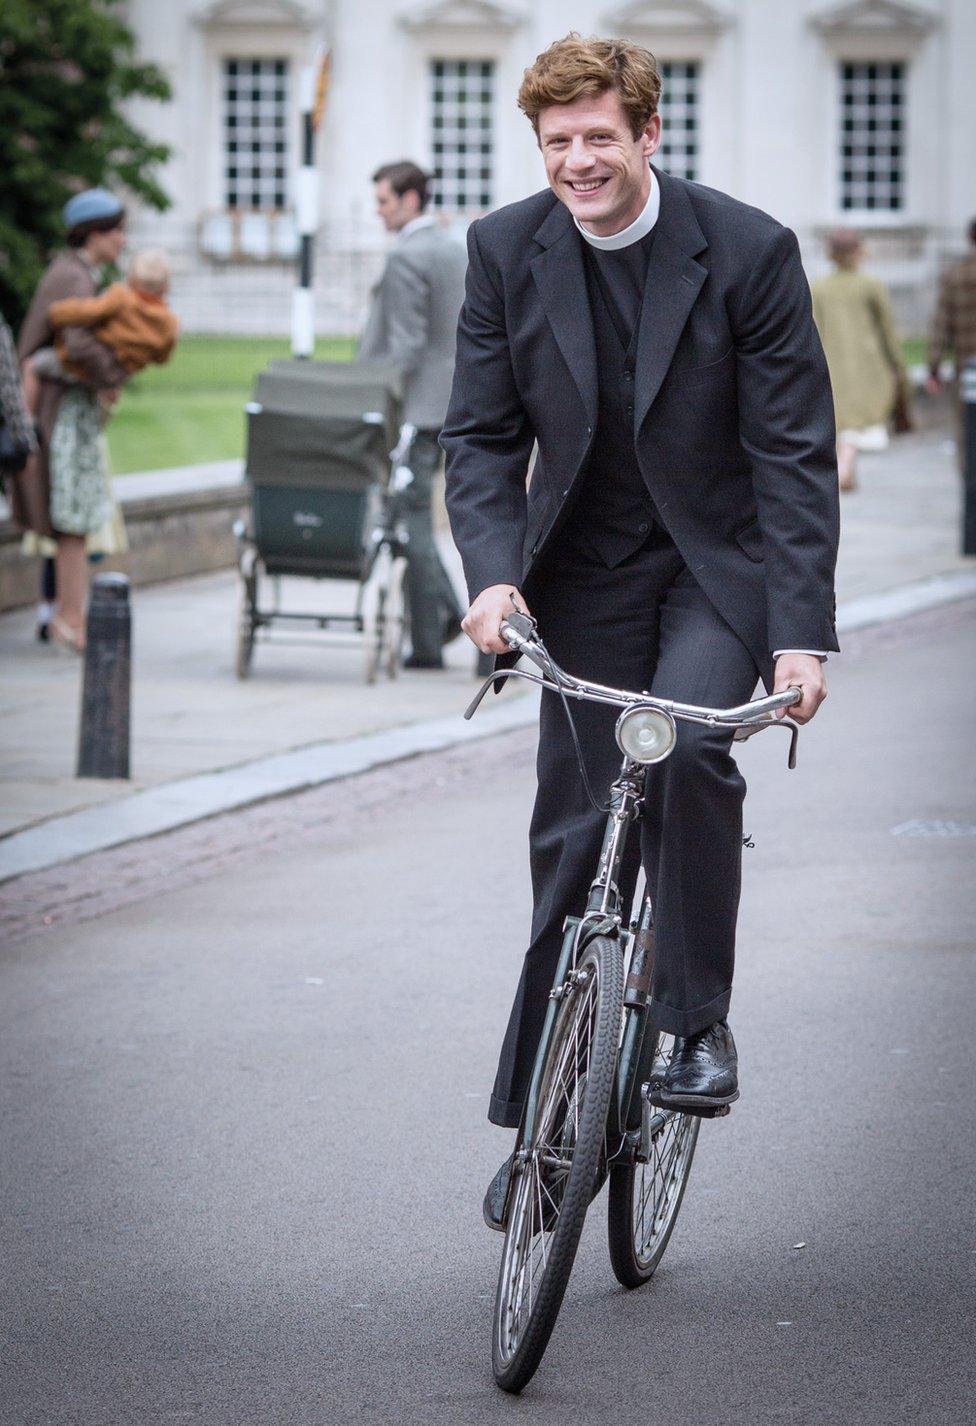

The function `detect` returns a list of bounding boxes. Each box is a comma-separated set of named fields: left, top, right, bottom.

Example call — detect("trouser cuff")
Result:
left=488, top=1092, right=523, bottom=1129
left=647, top=985, right=732, bottom=1039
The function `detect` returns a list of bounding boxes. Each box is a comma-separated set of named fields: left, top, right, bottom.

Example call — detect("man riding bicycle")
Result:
left=441, top=34, right=839, bottom=1228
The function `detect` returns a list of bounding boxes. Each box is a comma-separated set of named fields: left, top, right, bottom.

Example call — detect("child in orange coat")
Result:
left=23, top=249, right=179, bottom=413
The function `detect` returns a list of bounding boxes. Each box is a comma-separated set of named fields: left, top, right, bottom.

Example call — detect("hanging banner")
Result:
left=312, top=49, right=332, bottom=131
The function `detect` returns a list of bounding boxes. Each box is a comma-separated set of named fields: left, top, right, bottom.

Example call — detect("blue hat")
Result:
left=62, top=188, right=124, bottom=231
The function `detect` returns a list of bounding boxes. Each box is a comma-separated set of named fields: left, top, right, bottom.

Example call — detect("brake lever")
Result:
left=732, top=715, right=800, bottom=769
left=462, top=609, right=543, bottom=720
left=463, top=679, right=493, bottom=721
left=784, top=717, right=799, bottom=770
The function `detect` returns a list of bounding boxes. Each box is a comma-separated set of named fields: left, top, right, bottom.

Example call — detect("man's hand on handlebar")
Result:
left=773, top=653, right=826, bottom=725
left=462, top=584, right=532, bottom=655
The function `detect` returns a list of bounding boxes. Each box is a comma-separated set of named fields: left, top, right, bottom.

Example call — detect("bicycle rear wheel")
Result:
left=492, top=935, right=623, bottom=1394
left=607, top=1034, right=700, bottom=1288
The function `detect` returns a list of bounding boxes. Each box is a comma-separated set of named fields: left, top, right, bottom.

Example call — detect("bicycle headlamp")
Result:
left=615, top=705, right=677, bottom=765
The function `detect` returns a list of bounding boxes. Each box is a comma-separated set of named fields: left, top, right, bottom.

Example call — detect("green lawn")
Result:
left=901, top=336, right=927, bottom=368
left=106, top=331, right=928, bottom=476
left=106, top=334, right=355, bottom=474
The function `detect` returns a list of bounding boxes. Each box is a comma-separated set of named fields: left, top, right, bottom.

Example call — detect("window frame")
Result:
left=657, top=58, right=701, bottom=183
left=221, top=55, right=292, bottom=213
left=836, top=58, right=907, bottom=217
left=427, top=56, right=497, bottom=214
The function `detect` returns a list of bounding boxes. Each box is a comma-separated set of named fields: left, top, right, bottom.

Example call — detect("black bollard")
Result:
left=77, top=572, right=131, bottom=780
left=962, top=358, right=976, bottom=557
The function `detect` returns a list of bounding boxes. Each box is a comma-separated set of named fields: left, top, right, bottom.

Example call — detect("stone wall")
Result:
left=0, top=477, right=249, bottom=613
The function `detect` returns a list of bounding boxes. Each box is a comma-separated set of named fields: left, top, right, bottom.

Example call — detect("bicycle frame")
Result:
left=492, top=611, right=797, bottom=1219
left=512, top=750, right=666, bottom=1201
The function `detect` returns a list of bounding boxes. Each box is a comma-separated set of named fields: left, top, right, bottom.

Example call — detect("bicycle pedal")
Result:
left=643, top=1088, right=734, bottom=1119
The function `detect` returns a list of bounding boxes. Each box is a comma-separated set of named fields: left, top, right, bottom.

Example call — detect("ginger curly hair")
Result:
left=517, top=33, right=661, bottom=140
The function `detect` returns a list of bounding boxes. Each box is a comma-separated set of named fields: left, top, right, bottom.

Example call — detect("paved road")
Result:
left=2, top=604, right=975, bottom=1425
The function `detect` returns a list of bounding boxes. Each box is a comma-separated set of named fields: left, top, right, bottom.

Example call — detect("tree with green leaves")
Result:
left=0, top=0, right=172, bottom=330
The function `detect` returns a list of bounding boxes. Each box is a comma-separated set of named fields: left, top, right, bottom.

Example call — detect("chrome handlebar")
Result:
left=502, top=611, right=800, bottom=723
left=463, top=609, right=802, bottom=767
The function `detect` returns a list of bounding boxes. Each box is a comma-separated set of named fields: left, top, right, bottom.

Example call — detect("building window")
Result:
left=839, top=61, right=905, bottom=212
left=658, top=61, right=699, bottom=182
left=429, top=59, right=494, bottom=211
left=223, top=57, right=289, bottom=210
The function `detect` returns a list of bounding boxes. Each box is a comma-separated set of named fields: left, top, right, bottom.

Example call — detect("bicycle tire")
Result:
left=492, top=935, right=623, bottom=1394
left=607, top=1053, right=700, bottom=1288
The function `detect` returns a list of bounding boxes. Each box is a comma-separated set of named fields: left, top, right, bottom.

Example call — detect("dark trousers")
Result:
left=489, top=531, right=760, bottom=1128
left=403, top=430, right=463, bottom=663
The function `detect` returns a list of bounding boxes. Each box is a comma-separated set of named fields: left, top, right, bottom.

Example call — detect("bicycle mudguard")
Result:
left=573, top=914, right=619, bottom=952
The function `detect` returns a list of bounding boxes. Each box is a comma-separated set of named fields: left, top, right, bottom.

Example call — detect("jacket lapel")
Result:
left=530, top=201, right=598, bottom=427
left=634, top=168, right=708, bottom=432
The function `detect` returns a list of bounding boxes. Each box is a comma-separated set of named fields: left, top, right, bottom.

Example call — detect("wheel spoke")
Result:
left=630, top=1108, right=696, bottom=1263
left=495, top=954, right=605, bottom=1364
left=621, top=1031, right=701, bottom=1269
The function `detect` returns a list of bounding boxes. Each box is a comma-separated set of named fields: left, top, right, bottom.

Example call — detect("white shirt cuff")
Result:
left=773, top=649, right=828, bottom=661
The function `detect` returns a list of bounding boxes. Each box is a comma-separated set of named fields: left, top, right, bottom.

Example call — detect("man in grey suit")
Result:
left=359, top=160, right=466, bottom=668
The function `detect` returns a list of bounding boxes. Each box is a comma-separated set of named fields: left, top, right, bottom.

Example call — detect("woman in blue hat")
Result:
left=13, top=188, right=127, bottom=650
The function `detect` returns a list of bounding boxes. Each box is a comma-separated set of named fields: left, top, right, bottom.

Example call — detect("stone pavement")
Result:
left=0, top=424, right=973, bottom=872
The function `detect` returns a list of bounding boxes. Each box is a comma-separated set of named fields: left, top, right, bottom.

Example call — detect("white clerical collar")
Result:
left=399, top=215, right=437, bottom=241
left=574, top=171, right=659, bottom=251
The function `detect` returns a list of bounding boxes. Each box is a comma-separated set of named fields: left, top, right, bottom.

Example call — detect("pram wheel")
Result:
left=362, top=544, right=407, bottom=684
left=235, top=546, right=258, bottom=681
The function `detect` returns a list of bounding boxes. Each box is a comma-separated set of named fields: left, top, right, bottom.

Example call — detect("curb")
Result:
left=0, top=691, right=539, bottom=884
left=833, top=568, right=976, bottom=633
left=2, top=566, right=974, bottom=885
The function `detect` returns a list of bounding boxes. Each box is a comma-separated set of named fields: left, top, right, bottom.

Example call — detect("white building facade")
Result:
left=123, top=0, right=976, bottom=336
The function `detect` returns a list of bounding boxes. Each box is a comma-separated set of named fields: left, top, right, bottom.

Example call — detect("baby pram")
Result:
left=234, top=359, right=408, bottom=682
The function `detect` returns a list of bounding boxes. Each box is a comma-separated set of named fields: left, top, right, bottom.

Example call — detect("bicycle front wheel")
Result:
left=607, top=1036, right=700, bottom=1288
left=492, top=935, right=623, bottom=1394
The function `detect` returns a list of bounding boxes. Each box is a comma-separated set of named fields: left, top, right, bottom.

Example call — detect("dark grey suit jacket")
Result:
left=359, top=221, right=467, bottom=429
left=441, top=168, right=840, bottom=670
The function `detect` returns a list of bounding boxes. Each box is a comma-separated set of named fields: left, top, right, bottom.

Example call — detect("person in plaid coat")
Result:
left=928, top=217, right=976, bottom=470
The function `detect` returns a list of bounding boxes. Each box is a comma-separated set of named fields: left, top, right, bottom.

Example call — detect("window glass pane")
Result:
left=222, top=56, right=290, bottom=211
left=837, top=61, right=905, bottom=213
left=429, top=58, right=494, bottom=212
left=659, top=61, right=700, bottom=182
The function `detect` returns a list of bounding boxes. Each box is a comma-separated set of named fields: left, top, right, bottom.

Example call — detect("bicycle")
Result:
left=464, top=610, right=801, bottom=1393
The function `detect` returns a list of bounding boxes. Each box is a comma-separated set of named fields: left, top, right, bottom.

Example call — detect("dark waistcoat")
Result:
left=560, top=235, right=661, bottom=567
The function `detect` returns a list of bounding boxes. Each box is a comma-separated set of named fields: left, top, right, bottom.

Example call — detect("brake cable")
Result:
left=507, top=597, right=611, bottom=816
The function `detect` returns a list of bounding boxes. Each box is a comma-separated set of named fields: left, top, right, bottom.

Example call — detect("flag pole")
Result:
left=292, top=46, right=331, bottom=358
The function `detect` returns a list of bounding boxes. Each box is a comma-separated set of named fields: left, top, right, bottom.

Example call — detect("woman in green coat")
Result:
left=812, top=230, right=911, bottom=491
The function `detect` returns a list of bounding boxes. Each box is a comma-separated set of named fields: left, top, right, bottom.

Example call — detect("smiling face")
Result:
left=537, top=89, right=660, bottom=236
